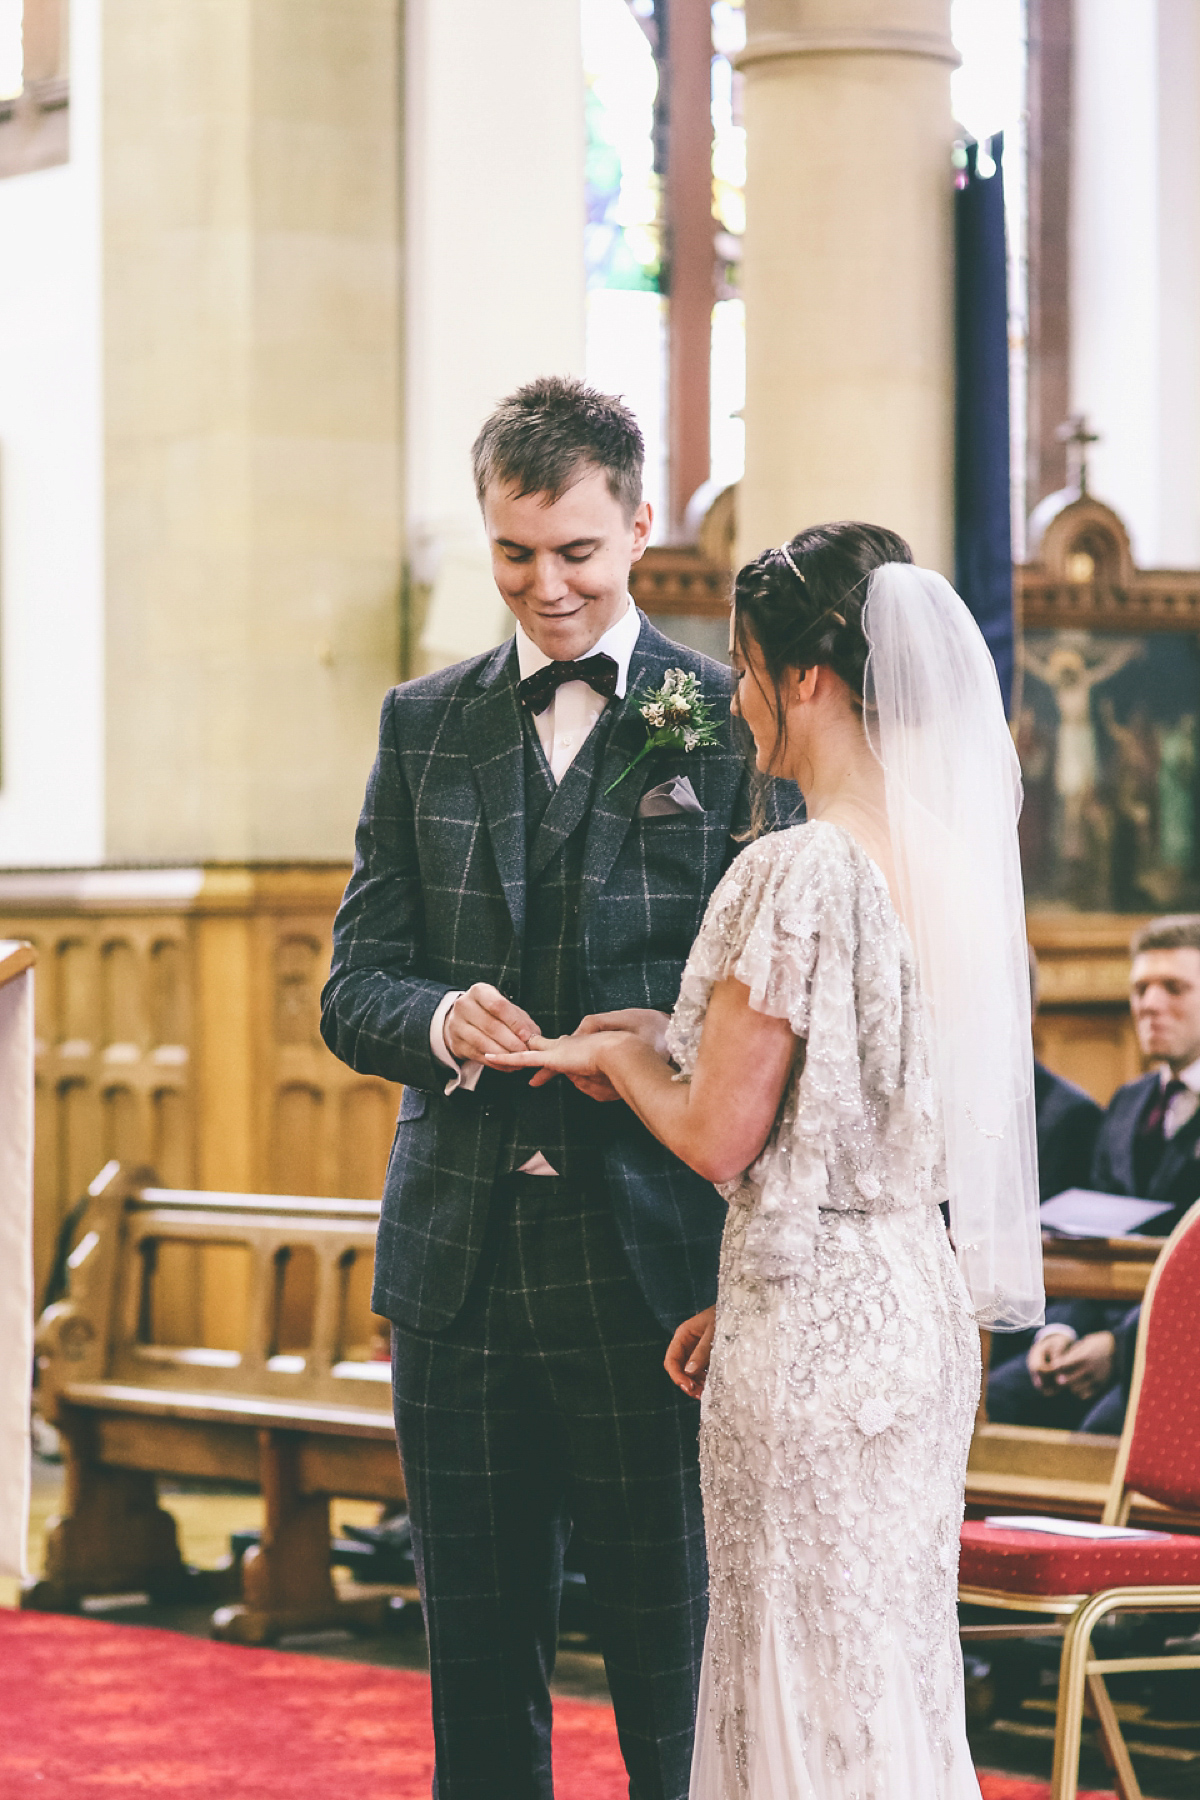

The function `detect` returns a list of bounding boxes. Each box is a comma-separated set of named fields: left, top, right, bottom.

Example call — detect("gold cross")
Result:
left=1055, top=414, right=1101, bottom=496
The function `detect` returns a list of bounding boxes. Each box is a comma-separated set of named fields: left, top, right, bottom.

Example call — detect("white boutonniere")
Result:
left=606, top=668, right=721, bottom=795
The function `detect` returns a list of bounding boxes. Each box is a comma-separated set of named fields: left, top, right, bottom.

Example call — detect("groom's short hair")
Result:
left=472, top=376, right=644, bottom=520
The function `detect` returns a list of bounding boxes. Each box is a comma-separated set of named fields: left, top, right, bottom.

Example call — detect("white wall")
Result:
left=406, top=0, right=586, bottom=670
left=1072, top=0, right=1200, bottom=569
left=0, top=0, right=103, bottom=864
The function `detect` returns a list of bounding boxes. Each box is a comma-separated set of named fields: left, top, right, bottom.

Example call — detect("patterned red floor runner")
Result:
left=0, top=1610, right=1113, bottom=1798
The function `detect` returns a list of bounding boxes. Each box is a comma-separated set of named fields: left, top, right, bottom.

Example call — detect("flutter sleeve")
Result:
left=666, top=823, right=877, bottom=1282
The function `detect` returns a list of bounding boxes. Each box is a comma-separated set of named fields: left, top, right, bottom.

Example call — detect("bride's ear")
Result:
left=792, top=666, right=821, bottom=706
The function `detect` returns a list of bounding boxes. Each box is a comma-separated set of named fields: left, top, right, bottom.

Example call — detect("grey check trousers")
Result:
left=391, top=1174, right=708, bottom=1800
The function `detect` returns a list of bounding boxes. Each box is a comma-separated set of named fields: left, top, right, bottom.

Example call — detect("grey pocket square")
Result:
left=639, top=775, right=704, bottom=817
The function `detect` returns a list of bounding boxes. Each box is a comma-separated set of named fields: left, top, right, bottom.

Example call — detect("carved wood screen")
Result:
left=0, top=867, right=400, bottom=1318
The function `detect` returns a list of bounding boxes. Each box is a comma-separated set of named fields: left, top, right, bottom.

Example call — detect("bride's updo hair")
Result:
left=732, top=520, right=914, bottom=712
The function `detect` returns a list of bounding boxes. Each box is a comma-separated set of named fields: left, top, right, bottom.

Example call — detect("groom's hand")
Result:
left=445, top=984, right=540, bottom=1065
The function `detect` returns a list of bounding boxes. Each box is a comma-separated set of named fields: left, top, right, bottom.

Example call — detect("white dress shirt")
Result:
left=1160, top=1054, right=1200, bottom=1139
left=428, top=601, right=641, bottom=1165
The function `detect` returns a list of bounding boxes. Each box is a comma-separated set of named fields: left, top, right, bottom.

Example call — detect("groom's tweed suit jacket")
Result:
left=321, top=613, right=787, bottom=1335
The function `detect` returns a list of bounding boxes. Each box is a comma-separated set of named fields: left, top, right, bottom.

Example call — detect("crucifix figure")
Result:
left=1021, top=631, right=1142, bottom=868
left=1056, top=414, right=1101, bottom=495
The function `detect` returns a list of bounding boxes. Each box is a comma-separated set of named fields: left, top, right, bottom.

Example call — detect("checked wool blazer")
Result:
left=321, top=612, right=785, bottom=1335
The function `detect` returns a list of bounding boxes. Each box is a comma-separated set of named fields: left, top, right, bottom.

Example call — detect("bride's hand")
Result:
left=522, top=1008, right=673, bottom=1100
left=664, top=1307, right=715, bottom=1399
left=575, top=1009, right=671, bottom=1054
left=483, top=1029, right=633, bottom=1096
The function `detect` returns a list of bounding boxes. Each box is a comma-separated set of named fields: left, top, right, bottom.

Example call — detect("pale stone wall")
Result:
left=102, top=0, right=404, bottom=862
left=739, top=0, right=956, bottom=573
left=406, top=0, right=586, bottom=674
left=0, top=0, right=104, bottom=866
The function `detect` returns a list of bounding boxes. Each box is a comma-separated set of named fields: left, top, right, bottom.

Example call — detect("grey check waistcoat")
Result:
left=493, top=714, right=616, bottom=1180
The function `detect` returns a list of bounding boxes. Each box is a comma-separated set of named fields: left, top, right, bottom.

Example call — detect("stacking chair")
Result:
left=958, top=1198, right=1200, bottom=1800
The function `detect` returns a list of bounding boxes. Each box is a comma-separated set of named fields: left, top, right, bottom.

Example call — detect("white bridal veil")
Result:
left=863, top=564, right=1044, bottom=1331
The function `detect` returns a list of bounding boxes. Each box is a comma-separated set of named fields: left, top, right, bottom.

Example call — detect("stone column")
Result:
left=1072, top=0, right=1200, bottom=568
left=406, top=0, right=586, bottom=674
left=738, top=0, right=956, bottom=571
left=103, top=0, right=404, bottom=862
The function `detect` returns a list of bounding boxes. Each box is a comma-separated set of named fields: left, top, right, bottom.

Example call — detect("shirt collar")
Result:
left=514, top=599, right=639, bottom=699
left=1166, top=1056, right=1200, bottom=1095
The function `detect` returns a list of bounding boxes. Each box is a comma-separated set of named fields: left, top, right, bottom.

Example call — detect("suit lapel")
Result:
left=1116, top=1075, right=1158, bottom=1194
left=582, top=618, right=680, bottom=908
left=461, top=641, right=527, bottom=939
left=1151, top=1100, right=1200, bottom=1198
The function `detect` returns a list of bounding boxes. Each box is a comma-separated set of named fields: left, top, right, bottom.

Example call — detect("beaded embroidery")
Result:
left=668, top=823, right=981, bottom=1796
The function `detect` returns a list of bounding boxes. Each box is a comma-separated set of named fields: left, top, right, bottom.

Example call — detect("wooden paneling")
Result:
left=0, top=867, right=401, bottom=1329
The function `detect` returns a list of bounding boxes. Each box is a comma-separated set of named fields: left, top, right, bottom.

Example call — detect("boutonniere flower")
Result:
left=606, top=668, right=721, bottom=794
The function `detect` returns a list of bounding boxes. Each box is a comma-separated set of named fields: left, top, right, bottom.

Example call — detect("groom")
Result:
left=321, top=377, right=783, bottom=1799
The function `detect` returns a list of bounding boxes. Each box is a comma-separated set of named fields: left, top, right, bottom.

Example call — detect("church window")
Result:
left=583, top=0, right=667, bottom=533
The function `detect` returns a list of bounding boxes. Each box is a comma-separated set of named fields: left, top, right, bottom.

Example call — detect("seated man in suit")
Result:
left=989, top=914, right=1200, bottom=1432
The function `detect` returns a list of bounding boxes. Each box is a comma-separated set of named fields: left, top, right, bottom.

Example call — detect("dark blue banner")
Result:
left=955, top=134, right=1014, bottom=714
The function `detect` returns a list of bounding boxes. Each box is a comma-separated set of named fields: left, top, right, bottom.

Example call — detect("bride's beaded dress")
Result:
left=667, top=821, right=982, bottom=1799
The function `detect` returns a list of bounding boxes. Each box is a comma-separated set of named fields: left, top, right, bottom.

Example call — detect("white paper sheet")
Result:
left=984, top=1515, right=1166, bottom=1540
left=0, top=945, right=34, bottom=1580
left=1040, top=1187, right=1175, bottom=1239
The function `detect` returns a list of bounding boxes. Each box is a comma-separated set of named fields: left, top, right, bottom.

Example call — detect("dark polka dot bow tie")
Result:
left=516, top=653, right=620, bottom=715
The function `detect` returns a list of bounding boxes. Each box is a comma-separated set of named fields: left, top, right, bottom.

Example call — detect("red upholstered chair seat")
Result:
left=960, top=1521, right=1200, bottom=1596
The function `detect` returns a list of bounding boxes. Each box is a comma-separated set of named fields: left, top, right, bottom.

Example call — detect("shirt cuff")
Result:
left=429, top=990, right=483, bottom=1095
left=1033, top=1324, right=1077, bottom=1347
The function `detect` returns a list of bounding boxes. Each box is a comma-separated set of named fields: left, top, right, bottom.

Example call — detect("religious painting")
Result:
left=1017, top=629, right=1200, bottom=912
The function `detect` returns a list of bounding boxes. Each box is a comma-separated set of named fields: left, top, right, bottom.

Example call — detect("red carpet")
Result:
left=978, top=1785, right=1111, bottom=1800
left=0, top=1610, right=1113, bottom=1798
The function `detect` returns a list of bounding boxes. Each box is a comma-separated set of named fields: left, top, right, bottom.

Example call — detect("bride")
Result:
left=487, top=521, right=1044, bottom=1798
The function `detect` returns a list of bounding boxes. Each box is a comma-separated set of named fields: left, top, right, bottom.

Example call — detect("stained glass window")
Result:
left=584, top=0, right=661, bottom=293
left=583, top=0, right=667, bottom=532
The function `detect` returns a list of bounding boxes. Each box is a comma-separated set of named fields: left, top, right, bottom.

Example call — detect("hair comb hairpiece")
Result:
left=777, top=542, right=805, bottom=583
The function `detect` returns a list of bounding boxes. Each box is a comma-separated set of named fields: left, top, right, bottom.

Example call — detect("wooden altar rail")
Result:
left=28, top=1163, right=403, bottom=1644
left=964, top=1232, right=1193, bottom=1528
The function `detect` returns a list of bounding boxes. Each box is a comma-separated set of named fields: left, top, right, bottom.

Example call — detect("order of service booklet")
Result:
left=1039, top=1188, right=1175, bottom=1239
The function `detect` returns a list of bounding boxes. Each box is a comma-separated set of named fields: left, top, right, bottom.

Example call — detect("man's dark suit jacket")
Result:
left=1049, top=1071, right=1200, bottom=1392
left=1034, top=1061, right=1102, bottom=1202
left=1091, top=1072, right=1200, bottom=1228
left=321, top=615, right=788, bottom=1336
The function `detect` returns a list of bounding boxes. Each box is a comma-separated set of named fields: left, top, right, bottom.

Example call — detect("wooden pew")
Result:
left=26, top=1163, right=405, bottom=1643
left=965, top=1230, right=1188, bottom=1526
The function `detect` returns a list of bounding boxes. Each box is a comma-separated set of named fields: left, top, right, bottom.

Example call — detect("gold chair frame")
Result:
left=959, top=1201, right=1200, bottom=1800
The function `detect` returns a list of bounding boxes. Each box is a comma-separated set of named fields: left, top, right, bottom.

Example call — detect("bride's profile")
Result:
left=488, top=521, right=1044, bottom=1797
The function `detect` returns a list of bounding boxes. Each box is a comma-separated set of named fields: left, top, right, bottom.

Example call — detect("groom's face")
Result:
left=484, top=466, right=652, bottom=662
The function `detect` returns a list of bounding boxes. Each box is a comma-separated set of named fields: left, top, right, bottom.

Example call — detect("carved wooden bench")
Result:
left=965, top=1231, right=1193, bottom=1527
left=26, top=1162, right=404, bottom=1643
